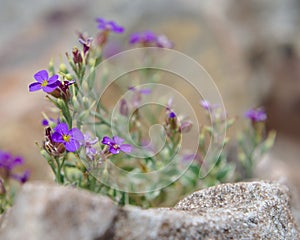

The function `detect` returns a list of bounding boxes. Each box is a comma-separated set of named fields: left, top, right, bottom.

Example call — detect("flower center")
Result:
left=113, top=144, right=119, bottom=149
left=63, top=134, right=71, bottom=142
left=41, top=80, right=48, bottom=87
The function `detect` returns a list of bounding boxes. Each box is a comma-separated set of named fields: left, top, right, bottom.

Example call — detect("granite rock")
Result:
left=0, top=181, right=299, bottom=240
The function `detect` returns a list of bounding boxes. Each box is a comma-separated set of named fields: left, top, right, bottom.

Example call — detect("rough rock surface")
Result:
left=0, top=181, right=299, bottom=240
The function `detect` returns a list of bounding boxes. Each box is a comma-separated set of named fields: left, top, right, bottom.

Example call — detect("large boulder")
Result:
left=0, top=181, right=299, bottom=239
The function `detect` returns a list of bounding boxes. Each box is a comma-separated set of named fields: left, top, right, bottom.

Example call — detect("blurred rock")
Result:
left=1, top=181, right=299, bottom=239
left=0, top=183, right=118, bottom=240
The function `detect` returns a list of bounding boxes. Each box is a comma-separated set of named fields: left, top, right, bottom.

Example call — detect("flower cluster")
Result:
left=26, top=17, right=275, bottom=208
left=0, top=151, right=29, bottom=184
left=129, top=31, right=173, bottom=48
left=245, top=108, right=267, bottom=123
left=0, top=150, right=29, bottom=213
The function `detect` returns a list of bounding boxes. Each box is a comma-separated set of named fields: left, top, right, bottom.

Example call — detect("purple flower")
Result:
left=129, top=31, right=157, bottom=45
left=96, top=18, right=124, bottom=33
left=129, top=31, right=173, bottom=48
left=11, top=170, right=30, bottom=184
left=29, top=70, right=60, bottom=93
left=41, top=117, right=60, bottom=127
left=52, top=123, right=84, bottom=152
left=84, top=133, right=98, bottom=160
left=245, top=108, right=267, bottom=122
left=101, top=136, right=131, bottom=154
left=0, top=151, right=23, bottom=170
left=156, top=35, right=173, bottom=48
left=0, top=151, right=30, bottom=184
left=169, top=111, right=176, bottom=118
left=42, top=119, right=49, bottom=126
left=200, top=100, right=219, bottom=111
left=129, top=86, right=151, bottom=107
left=79, top=37, right=93, bottom=55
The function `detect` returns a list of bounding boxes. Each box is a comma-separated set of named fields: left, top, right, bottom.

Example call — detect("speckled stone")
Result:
left=174, top=181, right=300, bottom=239
left=0, top=181, right=299, bottom=240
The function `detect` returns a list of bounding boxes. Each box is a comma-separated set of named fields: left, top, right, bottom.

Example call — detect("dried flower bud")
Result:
left=120, top=99, right=129, bottom=116
left=72, top=47, right=83, bottom=65
left=96, top=31, right=108, bottom=47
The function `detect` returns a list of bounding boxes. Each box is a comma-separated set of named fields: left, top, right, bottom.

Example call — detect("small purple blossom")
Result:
left=245, top=108, right=267, bottom=122
left=11, top=170, right=30, bottom=184
left=41, top=117, right=60, bottom=127
left=101, top=136, right=131, bottom=154
left=0, top=151, right=23, bottom=170
left=42, top=119, right=49, bottom=126
left=156, top=35, right=173, bottom=48
left=84, top=133, right=98, bottom=160
left=79, top=37, right=93, bottom=55
left=129, top=31, right=157, bottom=45
left=129, top=31, right=173, bottom=48
left=52, top=123, right=84, bottom=152
left=129, top=86, right=151, bottom=107
left=96, top=18, right=124, bottom=33
left=200, top=100, right=219, bottom=111
left=29, top=70, right=60, bottom=93
left=0, top=150, right=30, bottom=184
left=169, top=111, right=176, bottom=118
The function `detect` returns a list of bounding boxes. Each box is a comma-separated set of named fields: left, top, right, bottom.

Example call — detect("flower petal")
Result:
left=29, top=82, right=42, bottom=92
left=51, top=132, right=64, bottom=143
left=139, top=88, right=151, bottom=95
left=34, top=70, right=48, bottom=82
left=120, top=144, right=131, bottom=153
left=54, top=123, right=69, bottom=135
left=112, top=136, right=124, bottom=145
left=11, top=170, right=30, bottom=183
left=42, top=82, right=59, bottom=93
left=47, top=74, right=59, bottom=84
left=109, top=146, right=119, bottom=154
left=65, top=140, right=81, bottom=152
left=11, top=156, right=24, bottom=166
left=102, top=136, right=112, bottom=145
left=70, top=128, right=84, bottom=142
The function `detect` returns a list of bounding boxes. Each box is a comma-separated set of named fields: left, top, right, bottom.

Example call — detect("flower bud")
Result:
left=89, top=58, right=96, bottom=67
left=59, top=63, right=68, bottom=74
left=167, top=111, right=178, bottom=130
left=180, top=120, right=193, bottom=133
left=65, top=74, right=73, bottom=80
left=120, top=99, right=129, bottom=116
left=72, top=47, right=83, bottom=65
left=49, top=58, right=55, bottom=75
left=72, top=95, right=80, bottom=111
left=96, top=31, right=108, bottom=47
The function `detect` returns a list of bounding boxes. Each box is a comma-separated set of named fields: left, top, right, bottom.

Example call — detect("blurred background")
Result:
left=1, top=0, right=300, bottom=208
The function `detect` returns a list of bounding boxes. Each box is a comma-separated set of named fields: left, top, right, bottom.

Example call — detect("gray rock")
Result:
left=0, top=181, right=299, bottom=240
left=0, top=183, right=118, bottom=240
